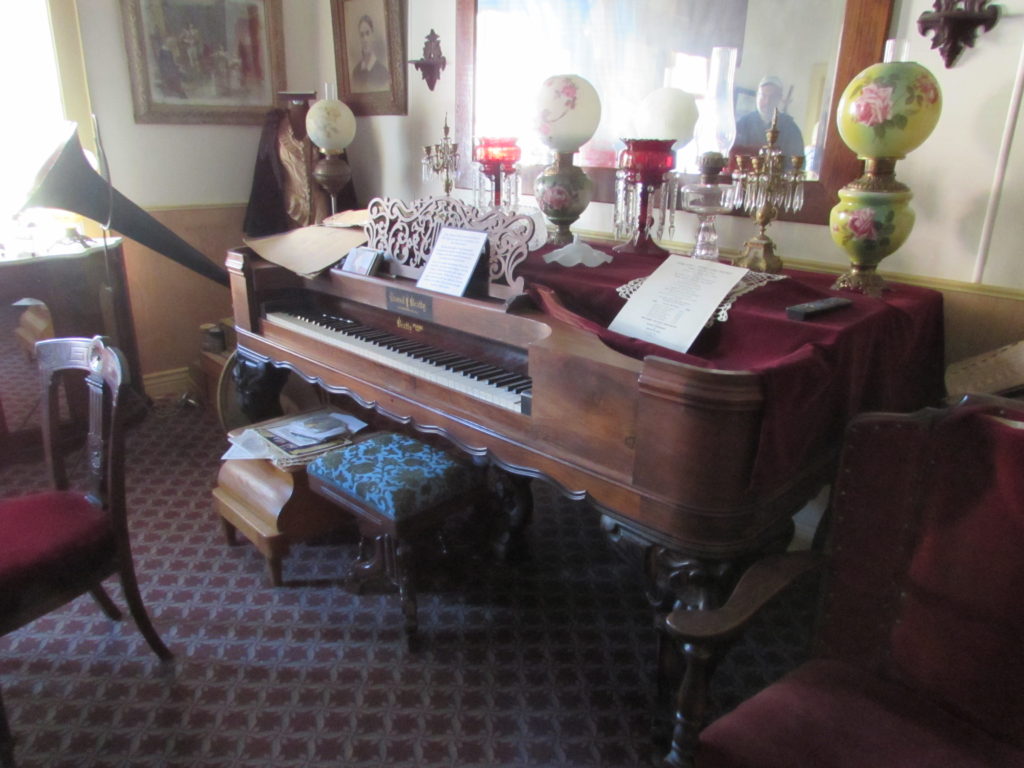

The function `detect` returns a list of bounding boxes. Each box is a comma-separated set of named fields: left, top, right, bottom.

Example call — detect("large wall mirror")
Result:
left=455, top=0, right=894, bottom=225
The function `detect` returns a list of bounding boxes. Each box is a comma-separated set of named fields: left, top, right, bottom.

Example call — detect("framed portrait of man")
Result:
left=331, top=0, right=407, bottom=116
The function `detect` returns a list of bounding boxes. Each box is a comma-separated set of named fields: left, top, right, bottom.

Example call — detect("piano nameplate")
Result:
left=386, top=287, right=432, bottom=320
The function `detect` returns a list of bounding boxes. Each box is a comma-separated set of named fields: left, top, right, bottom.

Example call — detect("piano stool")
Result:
left=306, top=431, right=490, bottom=647
left=212, top=459, right=351, bottom=586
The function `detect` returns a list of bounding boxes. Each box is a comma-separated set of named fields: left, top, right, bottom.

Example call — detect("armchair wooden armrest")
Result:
left=660, top=551, right=823, bottom=768
left=663, top=550, right=823, bottom=642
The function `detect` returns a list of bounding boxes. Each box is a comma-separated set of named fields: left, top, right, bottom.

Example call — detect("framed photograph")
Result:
left=341, top=246, right=384, bottom=276
left=330, top=0, right=407, bottom=116
left=119, top=0, right=286, bottom=125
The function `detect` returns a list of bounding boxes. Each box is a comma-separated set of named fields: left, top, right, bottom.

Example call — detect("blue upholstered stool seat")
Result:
left=306, top=431, right=488, bottom=647
left=307, top=432, right=477, bottom=521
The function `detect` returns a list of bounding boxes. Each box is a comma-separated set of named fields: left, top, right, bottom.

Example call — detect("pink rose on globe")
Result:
left=848, top=207, right=876, bottom=239
left=541, top=185, right=571, bottom=211
left=915, top=74, right=939, bottom=105
left=853, top=83, right=893, bottom=127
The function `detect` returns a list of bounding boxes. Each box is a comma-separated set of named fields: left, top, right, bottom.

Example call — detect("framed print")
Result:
left=330, top=0, right=407, bottom=116
left=119, top=0, right=286, bottom=125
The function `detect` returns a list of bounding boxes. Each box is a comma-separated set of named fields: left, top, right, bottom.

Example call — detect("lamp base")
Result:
left=312, top=153, right=353, bottom=215
left=832, top=266, right=889, bottom=298
left=733, top=233, right=782, bottom=274
left=613, top=237, right=670, bottom=260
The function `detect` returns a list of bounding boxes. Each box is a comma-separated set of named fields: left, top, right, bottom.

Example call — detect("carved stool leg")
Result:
left=395, top=539, right=418, bottom=646
left=346, top=534, right=393, bottom=594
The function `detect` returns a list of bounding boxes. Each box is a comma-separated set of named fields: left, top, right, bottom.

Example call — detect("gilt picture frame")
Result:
left=330, top=0, right=407, bottom=116
left=120, top=0, right=286, bottom=125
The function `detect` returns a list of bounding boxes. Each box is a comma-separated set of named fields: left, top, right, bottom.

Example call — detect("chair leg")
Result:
left=117, top=565, right=172, bottom=662
left=89, top=584, right=123, bottom=621
left=0, top=685, right=15, bottom=768
left=663, top=641, right=713, bottom=768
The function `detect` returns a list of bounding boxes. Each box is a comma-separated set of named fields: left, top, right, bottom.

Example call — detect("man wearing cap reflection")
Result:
left=735, top=75, right=805, bottom=162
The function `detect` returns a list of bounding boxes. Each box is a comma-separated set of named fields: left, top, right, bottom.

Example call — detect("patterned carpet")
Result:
left=0, top=303, right=819, bottom=767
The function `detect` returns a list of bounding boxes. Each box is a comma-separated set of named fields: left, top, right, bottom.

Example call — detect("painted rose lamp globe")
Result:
left=830, top=60, right=942, bottom=296
left=533, top=74, right=602, bottom=245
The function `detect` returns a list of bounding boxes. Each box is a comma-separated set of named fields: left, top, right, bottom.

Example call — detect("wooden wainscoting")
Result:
left=117, top=205, right=241, bottom=383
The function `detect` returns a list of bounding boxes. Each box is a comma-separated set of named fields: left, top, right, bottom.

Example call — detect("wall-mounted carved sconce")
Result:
left=410, top=29, right=446, bottom=91
left=918, top=0, right=1001, bottom=68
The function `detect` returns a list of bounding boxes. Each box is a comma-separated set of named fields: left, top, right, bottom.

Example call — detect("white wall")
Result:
left=80, top=0, right=1024, bottom=292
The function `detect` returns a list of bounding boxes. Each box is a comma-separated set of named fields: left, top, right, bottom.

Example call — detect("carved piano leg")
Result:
left=488, top=470, right=533, bottom=562
left=233, top=349, right=290, bottom=423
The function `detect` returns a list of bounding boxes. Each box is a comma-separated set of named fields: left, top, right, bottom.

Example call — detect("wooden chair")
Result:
left=660, top=393, right=1024, bottom=767
left=0, top=337, right=171, bottom=766
left=306, top=431, right=490, bottom=647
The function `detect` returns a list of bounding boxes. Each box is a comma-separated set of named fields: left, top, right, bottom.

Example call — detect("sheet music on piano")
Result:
left=608, top=256, right=747, bottom=354
left=416, top=227, right=489, bottom=297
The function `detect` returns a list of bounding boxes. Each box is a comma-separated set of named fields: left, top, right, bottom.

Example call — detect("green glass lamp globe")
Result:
left=836, top=61, right=942, bottom=159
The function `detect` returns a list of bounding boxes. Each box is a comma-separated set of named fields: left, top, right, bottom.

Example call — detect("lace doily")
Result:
left=616, top=270, right=787, bottom=326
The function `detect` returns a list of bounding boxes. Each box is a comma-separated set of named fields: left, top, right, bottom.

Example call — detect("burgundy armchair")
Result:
left=0, top=337, right=171, bottom=767
left=662, top=394, right=1024, bottom=767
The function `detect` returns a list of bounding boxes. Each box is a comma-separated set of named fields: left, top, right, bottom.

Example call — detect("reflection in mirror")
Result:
left=456, top=0, right=895, bottom=225
left=476, top=0, right=845, bottom=181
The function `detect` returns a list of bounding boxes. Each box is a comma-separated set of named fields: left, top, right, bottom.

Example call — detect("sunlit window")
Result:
left=0, top=2, right=74, bottom=252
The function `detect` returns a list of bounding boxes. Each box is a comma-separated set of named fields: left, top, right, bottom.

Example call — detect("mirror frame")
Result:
left=454, top=0, right=894, bottom=225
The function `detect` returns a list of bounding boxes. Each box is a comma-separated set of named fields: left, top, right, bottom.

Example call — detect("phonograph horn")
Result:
left=23, top=126, right=228, bottom=286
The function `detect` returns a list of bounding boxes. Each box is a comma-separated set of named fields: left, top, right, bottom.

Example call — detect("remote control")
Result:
left=786, top=296, right=853, bottom=321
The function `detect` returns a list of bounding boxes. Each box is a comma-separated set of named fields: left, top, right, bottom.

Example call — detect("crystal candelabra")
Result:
left=612, top=139, right=676, bottom=259
left=422, top=116, right=459, bottom=196
left=473, top=137, right=521, bottom=211
left=731, top=111, right=805, bottom=273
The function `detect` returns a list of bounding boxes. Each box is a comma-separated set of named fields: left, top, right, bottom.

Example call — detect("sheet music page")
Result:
left=608, top=255, right=748, bottom=354
left=416, top=227, right=488, bottom=296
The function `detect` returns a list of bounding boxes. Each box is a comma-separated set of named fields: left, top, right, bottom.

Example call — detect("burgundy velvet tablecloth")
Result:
left=517, top=248, right=946, bottom=490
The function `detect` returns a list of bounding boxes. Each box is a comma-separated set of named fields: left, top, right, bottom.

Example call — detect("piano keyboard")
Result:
left=266, top=310, right=532, bottom=413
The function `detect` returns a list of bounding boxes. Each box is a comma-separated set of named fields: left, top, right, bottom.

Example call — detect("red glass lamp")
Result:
left=473, top=137, right=521, bottom=210
left=612, top=138, right=676, bottom=258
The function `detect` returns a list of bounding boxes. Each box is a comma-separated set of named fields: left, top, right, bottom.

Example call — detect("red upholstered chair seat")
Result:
left=0, top=491, right=114, bottom=602
left=699, top=659, right=1022, bottom=768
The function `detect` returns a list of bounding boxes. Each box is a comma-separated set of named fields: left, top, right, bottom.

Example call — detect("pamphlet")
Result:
left=608, top=255, right=748, bottom=354
left=415, top=227, right=488, bottom=296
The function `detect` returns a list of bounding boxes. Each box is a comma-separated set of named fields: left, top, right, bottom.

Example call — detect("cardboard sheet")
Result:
left=243, top=223, right=367, bottom=278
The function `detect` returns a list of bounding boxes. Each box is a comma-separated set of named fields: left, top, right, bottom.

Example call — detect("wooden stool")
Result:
left=212, top=459, right=347, bottom=586
left=306, top=432, right=488, bottom=645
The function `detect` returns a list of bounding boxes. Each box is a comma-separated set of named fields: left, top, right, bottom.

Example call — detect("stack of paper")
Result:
left=222, top=408, right=368, bottom=469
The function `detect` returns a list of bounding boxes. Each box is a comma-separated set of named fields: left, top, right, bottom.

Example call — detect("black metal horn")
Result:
left=23, top=127, right=228, bottom=286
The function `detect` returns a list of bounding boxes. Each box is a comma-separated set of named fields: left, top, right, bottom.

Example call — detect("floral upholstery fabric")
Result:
left=306, top=433, right=476, bottom=520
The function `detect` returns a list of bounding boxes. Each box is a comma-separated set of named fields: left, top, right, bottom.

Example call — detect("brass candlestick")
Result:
left=732, top=111, right=805, bottom=273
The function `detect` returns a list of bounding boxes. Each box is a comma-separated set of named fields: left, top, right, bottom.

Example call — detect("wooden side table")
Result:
left=212, top=458, right=348, bottom=586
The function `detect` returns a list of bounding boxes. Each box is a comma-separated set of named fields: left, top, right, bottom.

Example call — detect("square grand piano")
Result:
left=227, top=197, right=945, bottom=610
